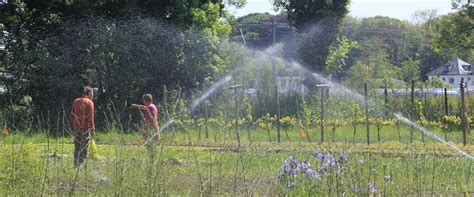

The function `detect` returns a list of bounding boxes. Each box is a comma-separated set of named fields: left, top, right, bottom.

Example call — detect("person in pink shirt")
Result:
left=132, top=94, right=160, bottom=142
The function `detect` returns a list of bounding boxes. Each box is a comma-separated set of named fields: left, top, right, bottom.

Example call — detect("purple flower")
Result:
left=304, top=168, right=313, bottom=177
left=320, top=154, right=326, bottom=161
left=313, top=151, right=320, bottom=159
left=354, top=184, right=361, bottom=193
left=328, top=156, right=338, bottom=169
left=371, top=166, right=376, bottom=173
left=358, top=159, right=364, bottom=165
left=384, top=176, right=392, bottom=184
left=313, top=151, right=326, bottom=161
left=287, top=181, right=295, bottom=188
left=301, top=160, right=311, bottom=170
left=289, top=156, right=299, bottom=166
left=339, top=152, right=348, bottom=162
left=320, top=162, right=329, bottom=173
left=292, top=169, right=299, bottom=177
left=368, top=182, right=377, bottom=193
left=313, top=171, right=322, bottom=181
left=283, top=160, right=291, bottom=173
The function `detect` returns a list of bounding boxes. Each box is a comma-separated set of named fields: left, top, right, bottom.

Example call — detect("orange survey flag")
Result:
left=299, top=129, right=305, bottom=137
left=2, top=127, right=9, bottom=138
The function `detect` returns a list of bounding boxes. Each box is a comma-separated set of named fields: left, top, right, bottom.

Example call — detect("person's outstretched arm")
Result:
left=131, top=104, right=148, bottom=111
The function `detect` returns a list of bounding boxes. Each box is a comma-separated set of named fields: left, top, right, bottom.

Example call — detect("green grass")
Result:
left=1, top=127, right=473, bottom=195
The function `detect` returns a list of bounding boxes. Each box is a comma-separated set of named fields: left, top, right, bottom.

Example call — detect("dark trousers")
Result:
left=73, top=129, right=90, bottom=167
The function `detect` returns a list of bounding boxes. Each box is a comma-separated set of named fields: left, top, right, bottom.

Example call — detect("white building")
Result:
left=427, top=58, right=474, bottom=89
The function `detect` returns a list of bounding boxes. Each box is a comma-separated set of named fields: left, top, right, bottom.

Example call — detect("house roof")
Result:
left=427, top=58, right=473, bottom=76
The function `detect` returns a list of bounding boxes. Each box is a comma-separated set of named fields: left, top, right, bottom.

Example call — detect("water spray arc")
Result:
left=189, top=74, right=233, bottom=113
left=394, top=113, right=474, bottom=160
left=143, top=71, right=235, bottom=145
left=144, top=41, right=473, bottom=160
left=258, top=47, right=474, bottom=160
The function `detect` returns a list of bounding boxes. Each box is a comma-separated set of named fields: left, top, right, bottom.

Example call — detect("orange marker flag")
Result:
left=2, top=127, right=9, bottom=138
left=299, top=129, right=305, bottom=137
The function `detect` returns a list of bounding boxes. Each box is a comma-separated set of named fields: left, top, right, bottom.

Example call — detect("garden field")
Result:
left=1, top=126, right=473, bottom=196
left=2, top=0, right=474, bottom=196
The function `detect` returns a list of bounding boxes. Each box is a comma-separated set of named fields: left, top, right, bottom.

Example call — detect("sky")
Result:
left=227, top=0, right=455, bottom=21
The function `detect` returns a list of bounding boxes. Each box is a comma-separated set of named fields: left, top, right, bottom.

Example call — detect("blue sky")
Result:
left=227, top=0, right=454, bottom=21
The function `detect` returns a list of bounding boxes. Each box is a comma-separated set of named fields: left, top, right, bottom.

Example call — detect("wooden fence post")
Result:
left=364, top=83, right=370, bottom=145
left=320, top=87, right=325, bottom=143
left=460, top=78, right=469, bottom=146
left=162, top=85, right=176, bottom=138
left=410, top=80, right=415, bottom=143
left=235, top=86, right=241, bottom=146
left=205, top=101, right=209, bottom=139
left=444, top=88, right=449, bottom=141
left=275, top=85, right=281, bottom=143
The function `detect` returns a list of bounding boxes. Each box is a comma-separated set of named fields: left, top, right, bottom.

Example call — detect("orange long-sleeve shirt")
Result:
left=71, top=97, right=95, bottom=130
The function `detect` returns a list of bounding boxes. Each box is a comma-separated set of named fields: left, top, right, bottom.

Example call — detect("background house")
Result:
left=427, top=58, right=474, bottom=89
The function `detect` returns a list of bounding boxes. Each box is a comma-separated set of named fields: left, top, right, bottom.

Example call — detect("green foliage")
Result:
left=344, top=61, right=374, bottom=88
left=256, top=113, right=275, bottom=130
left=0, top=1, right=238, bottom=130
left=231, top=13, right=273, bottom=47
left=399, top=59, right=421, bottom=83
left=432, top=11, right=474, bottom=61
left=344, top=41, right=400, bottom=88
left=298, top=100, right=311, bottom=129
left=0, top=144, right=43, bottom=192
left=273, top=0, right=350, bottom=72
left=279, top=116, right=297, bottom=129
left=325, top=36, right=359, bottom=76
left=429, top=76, right=452, bottom=88
left=190, top=2, right=232, bottom=39
left=242, top=96, right=254, bottom=127
left=273, top=0, right=349, bottom=29
left=338, top=14, right=468, bottom=82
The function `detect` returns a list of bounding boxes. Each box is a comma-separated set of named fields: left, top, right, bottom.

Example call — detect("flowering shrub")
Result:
left=277, top=151, right=394, bottom=195
left=277, top=151, right=348, bottom=191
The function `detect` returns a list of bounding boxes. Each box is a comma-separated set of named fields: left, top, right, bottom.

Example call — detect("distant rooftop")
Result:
left=427, top=58, right=473, bottom=76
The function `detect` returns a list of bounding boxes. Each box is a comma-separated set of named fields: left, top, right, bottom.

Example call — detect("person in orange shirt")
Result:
left=71, top=86, right=95, bottom=167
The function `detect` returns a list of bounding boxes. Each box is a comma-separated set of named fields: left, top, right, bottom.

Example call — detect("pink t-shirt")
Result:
left=144, top=103, right=158, bottom=128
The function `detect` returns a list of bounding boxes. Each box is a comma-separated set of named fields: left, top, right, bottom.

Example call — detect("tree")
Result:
left=353, top=16, right=409, bottom=66
left=325, top=36, right=358, bottom=77
left=344, top=38, right=399, bottom=88
left=231, top=13, right=273, bottom=48
left=0, top=1, right=238, bottom=130
left=273, top=0, right=350, bottom=72
left=429, top=76, right=452, bottom=88
left=399, top=59, right=421, bottom=83
left=432, top=11, right=473, bottom=61
left=344, top=61, right=374, bottom=88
